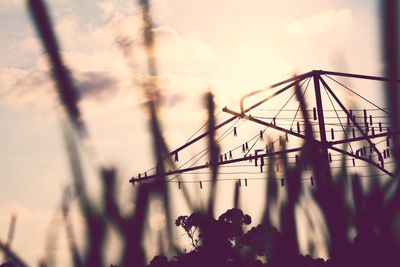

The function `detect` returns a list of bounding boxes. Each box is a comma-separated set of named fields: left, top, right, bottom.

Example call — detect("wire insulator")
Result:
left=233, top=127, right=237, bottom=137
left=245, top=178, right=248, bottom=187
left=313, top=107, right=317, bottom=120
left=310, top=176, right=314, bottom=186
left=352, top=158, right=355, bottom=166
left=174, top=152, right=179, bottom=162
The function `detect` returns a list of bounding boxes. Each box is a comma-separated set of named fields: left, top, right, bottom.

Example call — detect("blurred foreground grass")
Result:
left=1, top=0, right=400, bottom=266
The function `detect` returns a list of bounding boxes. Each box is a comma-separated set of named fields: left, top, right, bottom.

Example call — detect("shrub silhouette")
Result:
left=1, top=1, right=400, bottom=267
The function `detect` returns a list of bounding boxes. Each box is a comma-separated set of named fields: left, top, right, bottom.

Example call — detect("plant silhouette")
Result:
left=1, top=1, right=400, bottom=267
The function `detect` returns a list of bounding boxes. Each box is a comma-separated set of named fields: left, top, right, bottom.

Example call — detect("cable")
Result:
left=322, top=79, right=354, bottom=153
left=324, top=75, right=391, bottom=116
left=185, top=110, right=223, bottom=144
left=244, top=77, right=310, bottom=156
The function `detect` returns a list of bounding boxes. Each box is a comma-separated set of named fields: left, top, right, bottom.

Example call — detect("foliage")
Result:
left=1, top=1, right=400, bottom=267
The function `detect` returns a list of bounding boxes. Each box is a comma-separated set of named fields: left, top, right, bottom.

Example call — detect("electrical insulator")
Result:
left=313, top=107, right=317, bottom=120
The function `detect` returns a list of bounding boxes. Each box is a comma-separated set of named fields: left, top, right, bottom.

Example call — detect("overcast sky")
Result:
left=0, top=0, right=385, bottom=265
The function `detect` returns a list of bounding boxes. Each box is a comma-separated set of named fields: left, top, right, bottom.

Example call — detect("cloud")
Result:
left=0, top=0, right=22, bottom=9
left=286, top=8, right=352, bottom=35
left=0, top=65, right=123, bottom=110
left=74, top=71, right=120, bottom=101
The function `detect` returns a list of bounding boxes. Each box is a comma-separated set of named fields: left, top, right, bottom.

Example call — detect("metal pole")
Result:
left=313, top=71, right=330, bottom=184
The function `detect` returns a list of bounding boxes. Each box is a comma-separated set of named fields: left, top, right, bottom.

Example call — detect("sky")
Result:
left=0, top=0, right=387, bottom=265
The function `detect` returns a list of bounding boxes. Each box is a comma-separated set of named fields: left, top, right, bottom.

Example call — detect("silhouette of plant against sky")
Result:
left=1, top=0, right=400, bottom=267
